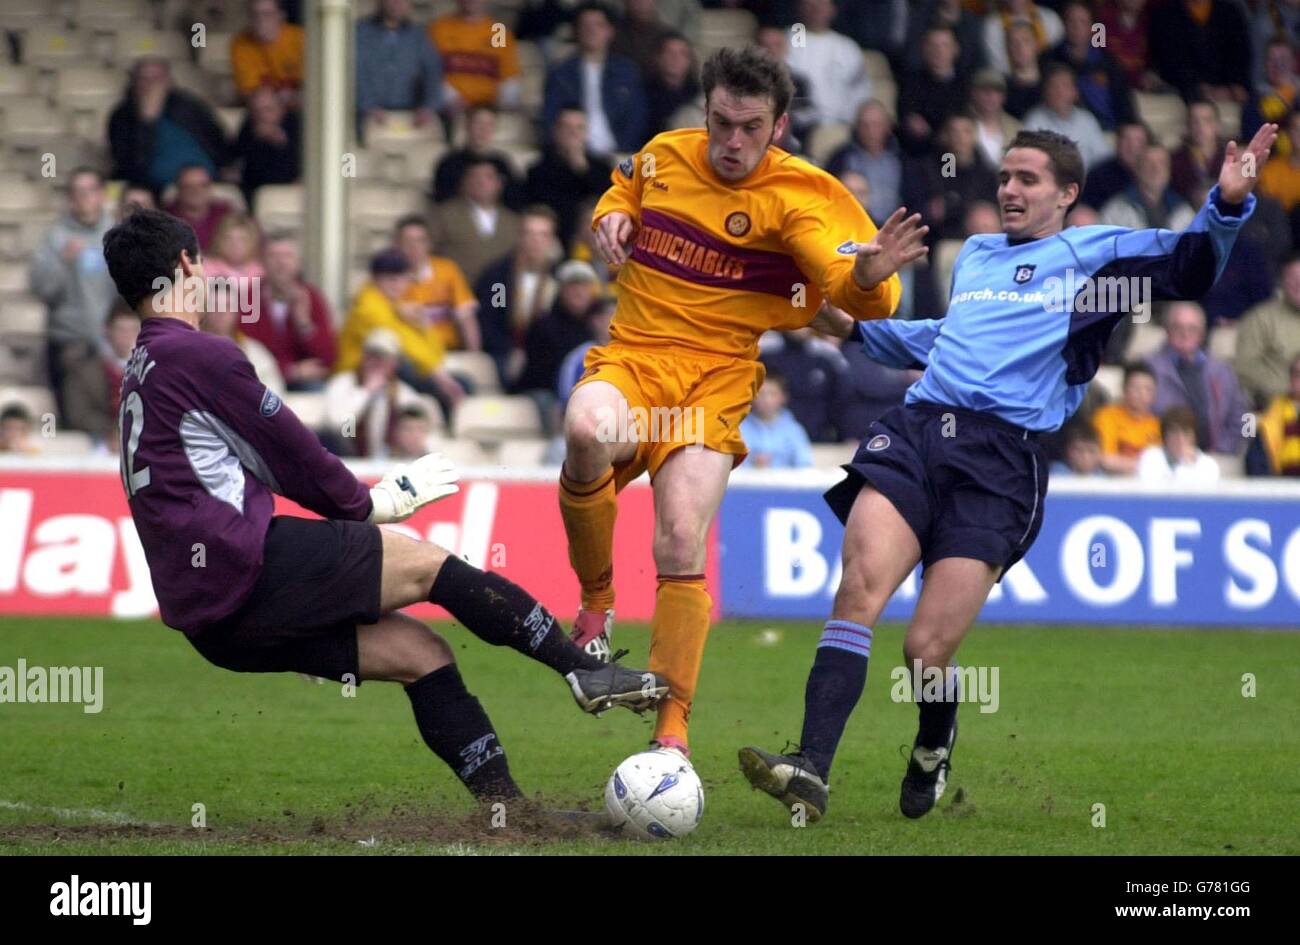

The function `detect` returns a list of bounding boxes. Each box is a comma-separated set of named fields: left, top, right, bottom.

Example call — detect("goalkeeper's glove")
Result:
left=368, top=452, right=460, bottom=524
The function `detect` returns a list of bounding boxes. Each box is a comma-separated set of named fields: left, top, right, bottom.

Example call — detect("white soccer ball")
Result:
left=604, top=749, right=704, bottom=840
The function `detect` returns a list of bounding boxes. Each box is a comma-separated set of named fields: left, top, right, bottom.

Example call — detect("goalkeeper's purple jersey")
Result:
left=118, top=316, right=372, bottom=634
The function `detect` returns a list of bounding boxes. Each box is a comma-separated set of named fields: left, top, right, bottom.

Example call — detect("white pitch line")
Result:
left=0, top=798, right=156, bottom=826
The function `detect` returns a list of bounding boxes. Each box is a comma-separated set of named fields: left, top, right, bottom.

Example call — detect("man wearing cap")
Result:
left=325, top=327, right=429, bottom=458
left=514, top=260, right=603, bottom=413
left=969, top=68, right=1022, bottom=170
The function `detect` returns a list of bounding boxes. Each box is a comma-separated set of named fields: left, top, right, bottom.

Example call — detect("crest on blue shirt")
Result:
left=1013, top=264, right=1036, bottom=284
left=618, top=156, right=635, bottom=178
left=259, top=388, right=282, bottom=418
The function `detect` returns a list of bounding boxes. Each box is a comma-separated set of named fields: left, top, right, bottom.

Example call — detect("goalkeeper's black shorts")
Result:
left=187, top=516, right=383, bottom=682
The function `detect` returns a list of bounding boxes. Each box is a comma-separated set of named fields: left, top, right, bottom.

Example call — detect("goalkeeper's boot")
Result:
left=571, top=608, right=614, bottom=663
left=737, top=745, right=828, bottom=822
left=567, top=649, right=667, bottom=715
left=899, top=717, right=957, bottom=819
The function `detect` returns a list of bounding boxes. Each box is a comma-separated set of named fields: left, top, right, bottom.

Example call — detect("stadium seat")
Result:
left=372, top=140, right=445, bottom=186
left=254, top=184, right=305, bottom=231
left=1134, top=92, right=1187, bottom=149
left=807, top=123, right=851, bottom=166
left=1124, top=319, right=1165, bottom=363
left=1217, top=101, right=1242, bottom=141
left=494, top=437, right=551, bottom=468
left=0, top=298, right=45, bottom=335
left=1, top=99, right=69, bottom=145
left=0, top=64, right=35, bottom=104
left=417, top=394, right=447, bottom=431
left=500, top=147, right=539, bottom=178
left=1092, top=364, right=1123, bottom=402
left=0, top=385, right=56, bottom=421
left=0, top=336, right=47, bottom=386
left=210, top=183, right=249, bottom=214
left=1212, top=452, right=1244, bottom=479
left=699, top=8, right=758, bottom=53
left=1, top=0, right=52, bottom=34
left=283, top=391, right=327, bottom=429
left=216, top=107, right=246, bottom=138
left=76, top=0, right=152, bottom=29
left=519, top=68, right=545, bottom=109
left=0, top=262, right=31, bottom=297
left=0, top=179, right=47, bottom=220
left=348, top=183, right=422, bottom=229
left=22, top=30, right=88, bottom=68
left=862, top=50, right=893, bottom=84
left=443, top=350, right=502, bottom=394
left=39, top=430, right=95, bottom=455
left=364, top=111, right=446, bottom=147
left=870, top=80, right=898, bottom=119
left=197, top=32, right=235, bottom=76
left=515, top=40, right=544, bottom=73
left=811, top=443, right=856, bottom=468
left=489, top=111, right=537, bottom=149
left=452, top=394, right=541, bottom=442
left=425, top=434, right=489, bottom=467
left=1209, top=323, right=1237, bottom=362
left=115, top=30, right=191, bottom=66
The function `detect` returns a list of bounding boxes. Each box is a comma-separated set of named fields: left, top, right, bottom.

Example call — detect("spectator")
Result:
left=1236, top=253, right=1300, bottom=407
left=102, top=305, right=140, bottom=435
left=964, top=200, right=1002, bottom=234
left=475, top=206, right=562, bottom=385
left=1243, top=34, right=1297, bottom=150
left=1252, top=3, right=1300, bottom=91
left=515, top=260, right=602, bottom=402
left=612, top=0, right=673, bottom=74
left=0, top=403, right=37, bottom=454
left=969, top=67, right=1022, bottom=170
left=1091, top=363, right=1162, bottom=474
left=1081, top=121, right=1150, bottom=209
left=1049, top=421, right=1105, bottom=476
left=830, top=0, right=908, bottom=66
left=982, top=0, right=1063, bottom=75
left=355, top=0, right=443, bottom=134
left=232, top=0, right=304, bottom=106
left=557, top=295, right=615, bottom=402
left=897, top=23, right=967, bottom=155
left=391, top=404, right=438, bottom=459
left=435, top=157, right=521, bottom=284
left=1002, top=20, right=1043, bottom=120
left=201, top=303, right=286, bottom=396
left=116, top=184, right=156, bottom=219
left=1024, top=63, right=1112, bottom=171
left=1043, top=1, right=1136, bottom=131
left=644, top=31, right=701, bottom=137
left=761, top=328, right=849, bottom=443
left=904, top=113, right=998, bottom=242
left=525, top=107, right=614, bottom=243
left=203, top=213, right=264, bottom=326
left=903, top=0, right=987, bottom=76
left=108, top=57, right=229, bottom=195
left=1170, top=101, right=1227, bottom=204
left=1137, top=406, right=1221, bottom=483
left=1258, top=108, right=1300, bottom=231
left=783, top=0, right=872, bottom=127
left=430, top=0, right=522, bottom=111
left=1096, top=0, right=1158, bottom=92
left=246, top=232, right=338, bottom=391
left=1257, top=353, right=1300, bottom=475
left=430, top=105, right=522, bottom=207
left=834, top=340, right=916, bottom=441
left=1150, top=0, right=1251, bottom=103
left=324, top=328, right=428, bottom=458
left=740, top=372, right=814, bottom=468
left=567, top=195, right=612, bottom=283
left=29, top=168, right=117, bottom=432
left=338, top=249, right=467, bottom=416
left=163, top=164, right=233, bottom=252
left=1148, top=302, right=1249, bottom=455
left=755, top=25, right=818, bottom=152
left=1100, top=144, right=1194, bottom=231
left=395, top=215, right=480, bottom=352
left=542, top=1, right=647, bottom=155
left=233, top=85, right=301, bottom=207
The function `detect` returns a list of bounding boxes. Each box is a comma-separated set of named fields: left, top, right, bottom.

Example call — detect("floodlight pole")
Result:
left=303, top=0, right=351, bottom=319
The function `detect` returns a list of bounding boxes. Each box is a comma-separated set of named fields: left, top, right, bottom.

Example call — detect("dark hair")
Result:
left=521, top=203, right=559, bottom=227
left=396, top=404, right=430, bottom=423
left=394, top=214, right=431, bottom=235
left=370, top=248, right=411, bottom=276
left=657, top=29, right=689, bottom=53
left=1160, top=405, right=1199, bottom=438
left=1005, top=128, right=1086, bottom=199
left=1, top=402, right=32, bottom=425
left=1122, top=362, right=1155, bottom=386
left=1043, top=61, right=1077, bottom=84
left=574, top=1, right=613, bottom=25
left=173, top=163, right=212, bottom=185
left=103, top=208, right=200, bottom=310
left=702, top=46, right=794, bottom=119
left=67, top=166, right=103, bottom=188
left=763, top=369, right=788, bottom=392
left=1282, top=250, right=1300, bottom=271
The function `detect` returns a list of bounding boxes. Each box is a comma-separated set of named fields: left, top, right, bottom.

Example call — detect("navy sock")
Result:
left=798, top=620, right=872, bottom=782
left=429, top=555, right=602, bottom=674
left=405, top=664, right=521, bottom=801
left=916, top=664, right=960, bottom=750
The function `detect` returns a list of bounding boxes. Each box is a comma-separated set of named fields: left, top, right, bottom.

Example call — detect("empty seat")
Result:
left=372, top=140, right=445, bottom=186
left=1123, top=319, right=1165, bottom=363
left=1091, top=364, right=1124, bottom=402
left=452, top=394, right=541, bottom=442
left=115, top=30, right=190, bottom=65
left=0, top=64, right=34, bottom=101
left=811, top=443, right=856, bottom=469
left=254, top=183, right=305, bottom=230
left=443, top=350, right=502, bottom=394
left=1, top=0, right=50, bottom=33
left=699, top=8, right=758, bottom=46
left=807, top=122, right=851, bottom=166
left=1134, top=92, right=1187, bottom=149
left=348, top=183, right=422, bottom=225
left=1212, top=451, right=1244, bottom=479
left=210, top=182, right=248, bottom=213
left=0, top=337, right=47, bottom=385
left=2, top=99, right=68, bottom=142
left=364, top=110, right=446, bottom=146
left=493, top=437, right=551, bottom=468
left=1209, top=323, right=1237, bottom=361
left=283, top=391, right=327, bottom=429
left=0, top=179, right=48, bottom=219
left=197, top=32, right=235, bottom=76
left=22, top=30, right=88, bottom=68
left=38, top=430, right=96, bottom=455
left=0, top=298, right=45, bottom=334
left=76, top=0, right=152, bottom=29
left=425, top=434, right=488, bottom=467
left=490, top=111, right=537, bottom=149
left=0, top=263, right=31, bottom=296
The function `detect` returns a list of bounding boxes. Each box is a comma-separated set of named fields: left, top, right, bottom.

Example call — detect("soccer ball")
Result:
left=604, top=749, right=704, bottom=840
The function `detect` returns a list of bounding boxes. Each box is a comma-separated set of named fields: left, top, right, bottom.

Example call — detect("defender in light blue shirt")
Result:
left=738, top=124, right=1281, bottom=825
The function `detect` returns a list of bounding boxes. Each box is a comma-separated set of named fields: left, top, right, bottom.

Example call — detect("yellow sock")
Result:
left=649, top=575, right=711, bottom=747
left=558, top=466, right=617, bottom=612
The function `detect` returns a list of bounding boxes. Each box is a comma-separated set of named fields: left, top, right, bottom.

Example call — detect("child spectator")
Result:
left=1137, top=406, right=1221, bottom=484
left=740, top=373, right=813, bottom=469
left=1050, top=421, right=1105, bottom=476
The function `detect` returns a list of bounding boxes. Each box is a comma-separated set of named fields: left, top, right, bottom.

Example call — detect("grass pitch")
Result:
left=1, top=616, right=1297, bottom=855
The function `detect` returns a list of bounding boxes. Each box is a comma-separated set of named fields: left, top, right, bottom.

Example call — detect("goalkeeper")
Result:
left=102, top=208, right=665, bottom=806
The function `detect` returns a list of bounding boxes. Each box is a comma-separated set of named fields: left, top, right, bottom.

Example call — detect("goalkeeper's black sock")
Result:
left=916, top=664, right=960, bottom=751
left=405, top=664, right=520, bottom=801
left=429, top=555, right=603, bottom=674
left=798, top=621, right=872, bottom=781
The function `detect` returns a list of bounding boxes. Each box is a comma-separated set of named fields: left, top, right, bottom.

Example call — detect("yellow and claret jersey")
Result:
left=592, top=128, right=901, bottom=360
left=1091, top=403, right=1161, bottom=458
left=231, top=24, right=305, bottom=96
left=429, top=16, right=521, bottom=107
left=402, top=255, right=475, bottom=349
left=1261, top=395, right=1300, bottom=475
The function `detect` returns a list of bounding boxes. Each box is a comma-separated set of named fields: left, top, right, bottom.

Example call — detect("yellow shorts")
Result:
left=574, top=343, right=764, bottom=489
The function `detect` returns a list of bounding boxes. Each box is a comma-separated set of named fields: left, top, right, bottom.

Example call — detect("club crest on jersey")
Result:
left=259, top=388, right=282, bottom=417
left=1014, top=264, right=1036, bottom=284
left=836, top=239, right=859, bottom=255
left=725, top=211, right=751, bottom=237
left=618, top=156, right=635, bottom=178
left=866, top=434, right=890, bottom=451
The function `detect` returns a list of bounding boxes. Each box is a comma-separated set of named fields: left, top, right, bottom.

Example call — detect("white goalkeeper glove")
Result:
left=368, top=452, right=460, bottom=524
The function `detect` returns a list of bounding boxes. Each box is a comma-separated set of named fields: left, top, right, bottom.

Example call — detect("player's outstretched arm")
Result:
left=809, top=302, right=941, bottom=370
left=1217, top=122, right=1279, bottom=205
left=369, top=452, right=460, bottom=524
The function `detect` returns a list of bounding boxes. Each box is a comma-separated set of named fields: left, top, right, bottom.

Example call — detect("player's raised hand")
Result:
left=369, top=452, right=460, bottom=524
left=808, top=302, right=857, bottom=340
left=852, top=208, right=929, bottom=291
left=594, top=211, right=636, bottom=266
left=1218, top=122, right=1278, bottom=204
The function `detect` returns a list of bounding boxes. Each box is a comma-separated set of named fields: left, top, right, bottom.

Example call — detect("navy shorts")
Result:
left=187, top=516, right=384, bottom=682
left=824, top=402, right=1049, bottom=578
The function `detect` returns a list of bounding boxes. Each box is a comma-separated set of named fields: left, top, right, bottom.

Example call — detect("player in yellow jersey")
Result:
left=557, top=46, right=929, bottom=756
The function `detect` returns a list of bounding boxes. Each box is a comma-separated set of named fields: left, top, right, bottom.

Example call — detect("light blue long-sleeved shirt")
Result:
left=741, top=408, right=814, bottom=468
left=852, top=186, right=1254, bottom=432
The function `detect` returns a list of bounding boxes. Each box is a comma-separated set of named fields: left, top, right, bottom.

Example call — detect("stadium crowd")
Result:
left=1, top=0, right=1299, bottom=481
